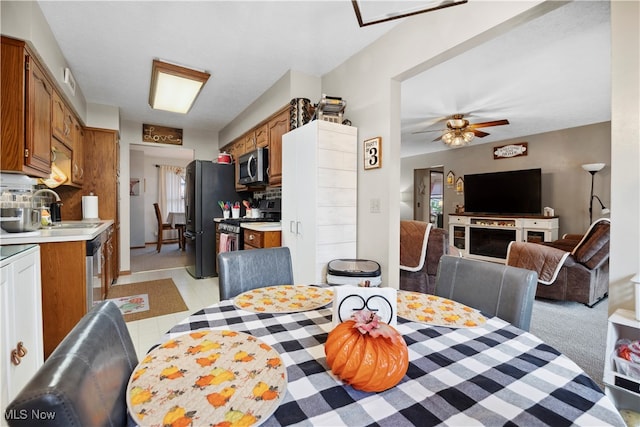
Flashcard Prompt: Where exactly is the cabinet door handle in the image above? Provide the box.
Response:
[290,221,296,233]
[11,349,21,366]
[296,221,302,235]
[16,341,27,357]
[249,234,254,240]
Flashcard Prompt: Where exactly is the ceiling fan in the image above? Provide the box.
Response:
[414,114,510,147]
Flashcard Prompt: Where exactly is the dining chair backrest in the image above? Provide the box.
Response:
[434,255,538,331]
[6,301,138,427]
[218,247,294,301]
[153,202,173,252]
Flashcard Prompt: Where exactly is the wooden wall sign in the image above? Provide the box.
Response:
[364,137,382,170]
[494,142,528,159]
[142,124,183,145]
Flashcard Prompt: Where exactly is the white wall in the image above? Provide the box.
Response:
[129,150,146,247]
[219,70,321,145]
[609,0,640,314]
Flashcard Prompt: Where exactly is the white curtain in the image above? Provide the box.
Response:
[158,165,185,220]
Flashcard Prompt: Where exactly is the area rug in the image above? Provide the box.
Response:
[106,278,188,322]
[105,294,150,315]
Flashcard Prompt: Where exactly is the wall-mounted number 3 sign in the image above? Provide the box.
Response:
[364,137,382,170]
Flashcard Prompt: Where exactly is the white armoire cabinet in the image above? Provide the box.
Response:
[282,121,357,284]
[1,244,43,412]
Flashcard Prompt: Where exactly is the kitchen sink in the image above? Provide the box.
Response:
[43,222,102,229]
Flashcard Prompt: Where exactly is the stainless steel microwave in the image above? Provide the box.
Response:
[238,147,269,185]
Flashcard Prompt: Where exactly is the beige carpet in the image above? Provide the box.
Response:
[130,242,188,273]
[106,278,188,322]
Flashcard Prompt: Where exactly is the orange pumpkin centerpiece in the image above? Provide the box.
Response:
[325,310,408,392]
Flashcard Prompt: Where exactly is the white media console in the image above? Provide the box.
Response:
[449,214,559,263]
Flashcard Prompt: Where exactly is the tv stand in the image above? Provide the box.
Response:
[449,214,559,263]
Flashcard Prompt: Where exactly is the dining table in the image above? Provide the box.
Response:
[127,287,625,426]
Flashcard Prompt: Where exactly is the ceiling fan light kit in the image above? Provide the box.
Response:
[415,113,510,148]
[442,129,475,147]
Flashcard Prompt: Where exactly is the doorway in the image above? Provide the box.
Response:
[413,167,444,228]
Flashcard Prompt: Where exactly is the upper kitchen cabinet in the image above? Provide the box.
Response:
[228,137,249,192]
[70,115,84,185]
[1,36,52,178]
[244,123,268,152]
[267,106,290,186]
[52,89,73,149]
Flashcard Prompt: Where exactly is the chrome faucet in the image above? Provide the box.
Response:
[32,188,62,203]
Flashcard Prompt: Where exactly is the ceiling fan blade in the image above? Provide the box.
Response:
[472,129,490,138]
[432,134,444,142]
[468,119,510,129]
[412,129,443,134]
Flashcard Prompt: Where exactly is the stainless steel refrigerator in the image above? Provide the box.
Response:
[184,160,240,278]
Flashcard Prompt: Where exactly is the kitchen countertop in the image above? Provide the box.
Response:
[240,222,282,232]
[0,220,114,245]
[0,243,38,263]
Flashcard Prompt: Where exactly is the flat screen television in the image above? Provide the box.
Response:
[463,168,542,215]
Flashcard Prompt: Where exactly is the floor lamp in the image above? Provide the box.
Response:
[581,163,608,224]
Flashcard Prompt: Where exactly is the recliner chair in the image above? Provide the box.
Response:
[218,247,294,301]
[400,220,450,294]
[434,255,538,331]
[5,301,138,427]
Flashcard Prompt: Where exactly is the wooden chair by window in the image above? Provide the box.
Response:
[153,203,173,252]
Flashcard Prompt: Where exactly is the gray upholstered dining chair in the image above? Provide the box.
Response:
[218,247,294,301]
[5,301,138,427]
[434,255,538,331]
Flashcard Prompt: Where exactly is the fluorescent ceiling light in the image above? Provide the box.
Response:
[149,59,210,114]
[351,0,467,27]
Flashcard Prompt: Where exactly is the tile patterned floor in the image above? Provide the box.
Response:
[116,267,218,359]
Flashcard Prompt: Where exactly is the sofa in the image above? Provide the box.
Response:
[507,218,610,307]
[5,301,138,427]
[399,220,450,294]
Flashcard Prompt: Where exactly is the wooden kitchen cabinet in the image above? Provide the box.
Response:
[38,240,87,358]
[243,228,281,250]
[52,89,73,149]
[221,104,290,188]
[267,106,290,186]
[84,128,120,281]
[228,138,248,191]
[1,36,52,178]
[70,114,84,185]
[104,225,115,295]
[244,123,269,151]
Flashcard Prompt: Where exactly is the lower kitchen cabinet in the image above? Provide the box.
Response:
[1,245,44,410]
[243,228,281,250]
[38,240,87,359]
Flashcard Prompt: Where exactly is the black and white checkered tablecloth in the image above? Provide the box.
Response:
[165,300,624,426]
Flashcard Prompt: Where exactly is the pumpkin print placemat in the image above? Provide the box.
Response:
[397,290,487,328]
[234,285,334,313]
[127,329,287,426]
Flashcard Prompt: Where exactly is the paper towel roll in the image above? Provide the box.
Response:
[82,195,99,219]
